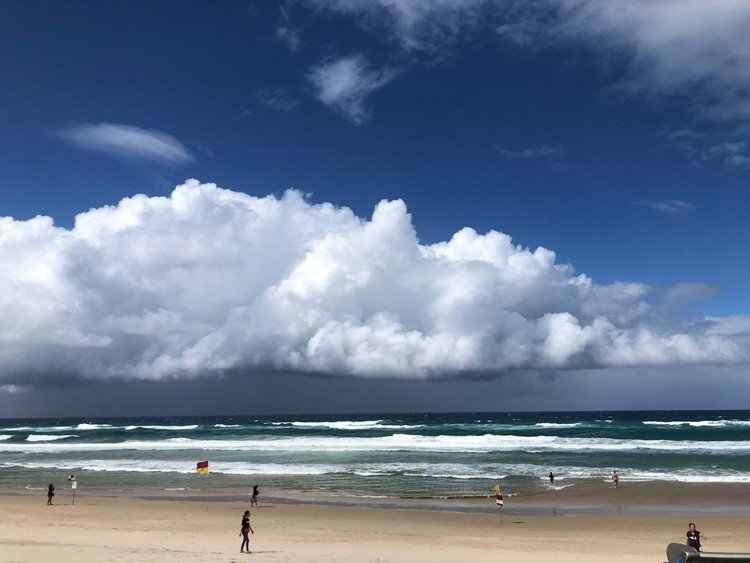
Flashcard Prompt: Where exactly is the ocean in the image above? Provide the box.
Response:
[2,411,750,500]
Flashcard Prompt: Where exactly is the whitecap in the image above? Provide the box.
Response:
[3,433,750,455]
[273,420,424,430]
[25,434,77,442]
[75,423,113,430]
[0,426,75,432]
[124,425,199,431]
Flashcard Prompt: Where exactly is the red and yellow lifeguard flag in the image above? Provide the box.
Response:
[196,461,209,475]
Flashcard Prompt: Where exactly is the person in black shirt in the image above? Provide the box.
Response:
[239,510,254,553]
[687,522,706,551]
[549,472,554,486]
[251,485,259,507]
[47,483,55,505]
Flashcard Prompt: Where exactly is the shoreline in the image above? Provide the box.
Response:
[5,480,750,516]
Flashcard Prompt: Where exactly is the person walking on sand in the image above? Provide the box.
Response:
[251,484,259,507]
[611,470,619,488]
[47,483,55,505]
[549,472,555,486]
[239,510,254,553]
[687,522,707,552]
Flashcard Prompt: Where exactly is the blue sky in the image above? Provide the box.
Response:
[2,1,747,306]
[1,1,750,412]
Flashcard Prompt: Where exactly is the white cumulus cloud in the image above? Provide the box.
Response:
[56,123,193,165]
[1,179,748,387]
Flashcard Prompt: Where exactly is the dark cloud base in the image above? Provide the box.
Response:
[2,367,748,418]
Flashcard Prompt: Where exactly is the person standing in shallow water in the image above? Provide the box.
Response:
[47,483,55,505]
[549,472,554,486]
[239,510,254,553]
[611,470,619,488]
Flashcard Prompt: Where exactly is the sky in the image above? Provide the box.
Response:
[1,1,749,417]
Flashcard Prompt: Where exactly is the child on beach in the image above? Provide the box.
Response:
[239,510,254,553]
[251,484,259,507]
[687,522,706,552]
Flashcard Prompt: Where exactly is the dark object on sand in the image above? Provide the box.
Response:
[47,483,55,505]
[667,542,750,563]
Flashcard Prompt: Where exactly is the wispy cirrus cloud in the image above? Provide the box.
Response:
[700,142,750,168]
[308,1,750,123]
[275,3,302,50]
[632,199,695,216]
[308,55,396,125]
[659,126,750,168]
[303,0,489,52]
[276,25,301,50]
[56,123,193,165]
[496,144,567,167]
[305,0,750,162]
[253,88,300,112]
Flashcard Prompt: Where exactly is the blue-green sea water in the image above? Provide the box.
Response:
[2,411,750,499]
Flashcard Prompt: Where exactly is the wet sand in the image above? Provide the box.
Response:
[2,482,750,561]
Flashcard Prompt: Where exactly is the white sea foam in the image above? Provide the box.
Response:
[75,423,113,430]
[643,420,750,428]
[0,426,75,432]
[124,425,200,431]
[25,434,77,442]
[2,459,353,476]
[214,424,240,428]
[272,420,423,430]
[349,462,509,480]
[3,433,750,454]
[5,459,750,484]
[0,435,11,441]
[534,423,583,428]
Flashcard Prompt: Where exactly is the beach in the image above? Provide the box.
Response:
[3,482,750,562]
[4,412,750,560]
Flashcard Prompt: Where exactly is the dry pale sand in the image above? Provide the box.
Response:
[2,488,750,562]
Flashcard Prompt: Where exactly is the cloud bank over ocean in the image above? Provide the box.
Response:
[1,180,748,387]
